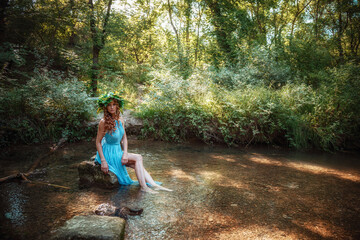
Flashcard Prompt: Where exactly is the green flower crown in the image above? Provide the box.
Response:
[97,91,125,113]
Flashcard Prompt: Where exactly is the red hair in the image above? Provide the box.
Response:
[103,99,120,134]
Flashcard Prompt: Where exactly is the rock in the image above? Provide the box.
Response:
[52,215,125,240]
[94,203,144,220]
[95,203,116,216]
[87,110,143,136]
[78,161,119,189]
[122,109,143,135]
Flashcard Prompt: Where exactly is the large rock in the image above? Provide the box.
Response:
[52,215,125,240]
[87,110,143,136]
[122,109,143,135]
[78,161,119,189]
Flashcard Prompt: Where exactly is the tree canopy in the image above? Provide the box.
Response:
[1,0,359,150]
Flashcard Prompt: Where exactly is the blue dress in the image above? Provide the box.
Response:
[95,120,134,185]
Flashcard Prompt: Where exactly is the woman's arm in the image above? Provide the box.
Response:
[96,119,108,174]
[120,118,128,165]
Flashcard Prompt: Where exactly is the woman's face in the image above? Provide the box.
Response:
[106,100,117,115]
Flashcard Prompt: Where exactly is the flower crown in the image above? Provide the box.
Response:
[97,91,125,113]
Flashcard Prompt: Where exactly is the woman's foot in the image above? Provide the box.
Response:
[153,185,173,192]
[140,187,158,194]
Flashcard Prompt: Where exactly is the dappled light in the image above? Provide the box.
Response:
[292,219,346,239]
[65,191,109,217]
[199,170,223,180]
[249,153,360,183]
[215,225,296,240]
[1,0,360,239]
[170,169,196,181]
[1,140,360,239]
[210,154,237,163]
[199,170,249,190]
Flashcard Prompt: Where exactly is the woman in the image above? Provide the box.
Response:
[95,92,171,193]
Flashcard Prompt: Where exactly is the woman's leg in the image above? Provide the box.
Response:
[127,153,172,192]
[126,163,156,186]
[127,153,157,193]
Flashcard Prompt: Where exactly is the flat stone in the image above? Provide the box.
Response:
[52,215,125,240]
[78,161,119,189]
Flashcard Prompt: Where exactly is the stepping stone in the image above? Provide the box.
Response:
[78,161,119,189]
[52,215,125,240]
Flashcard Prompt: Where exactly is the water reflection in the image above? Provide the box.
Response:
[0,140,359,239]
[3,183,27,227]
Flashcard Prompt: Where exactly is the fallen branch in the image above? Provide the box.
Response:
[0,172,21,183]
[20,173,30,182]
[26,181,71,189]
[0,138,67,187]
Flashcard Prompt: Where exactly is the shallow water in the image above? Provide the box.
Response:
[1,140,360,239]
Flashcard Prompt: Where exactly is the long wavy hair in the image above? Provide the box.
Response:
[103,99,120,134]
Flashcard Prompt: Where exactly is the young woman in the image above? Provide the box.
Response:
[95,92,172,193]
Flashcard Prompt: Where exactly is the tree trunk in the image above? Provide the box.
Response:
[194,3,203,67]
[68,0,76,47]
[205,0,235,65]
[337,0,344,62]
[314,0,320,42]
[91,47,100,94]
[88,0,113,96]
[167,0,184,70]
[0,0,9,42]
[185,0,191,62]
[290,0,312,42]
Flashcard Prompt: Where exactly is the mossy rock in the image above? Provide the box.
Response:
[78,160,119,189]
[52,215,125,240]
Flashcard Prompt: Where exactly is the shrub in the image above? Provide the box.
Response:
[136,64,360,151]
[212,46,292,88]
[0,69,96,146]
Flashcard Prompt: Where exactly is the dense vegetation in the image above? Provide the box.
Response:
[0,0,359,151]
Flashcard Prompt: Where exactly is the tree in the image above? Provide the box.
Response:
[88,0,113,96]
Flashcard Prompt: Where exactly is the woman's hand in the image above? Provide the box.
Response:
[121,152,128,165]
[101,161,109,174]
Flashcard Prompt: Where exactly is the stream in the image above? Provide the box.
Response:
[1,139,360,239]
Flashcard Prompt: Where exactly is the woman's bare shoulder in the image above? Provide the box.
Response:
[99,119,106,127]
[119,117,125,125]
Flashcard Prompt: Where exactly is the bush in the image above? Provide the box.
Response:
[212,46,292,88]
[308,62,360,149]
[0,69,96,146]
[136,64,360,151]
[136,68,218,142]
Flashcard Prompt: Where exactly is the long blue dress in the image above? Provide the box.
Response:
[95,120,135,185]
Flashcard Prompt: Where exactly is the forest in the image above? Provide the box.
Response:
[0,0,359,151]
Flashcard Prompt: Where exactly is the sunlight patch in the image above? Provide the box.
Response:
[215,225,298,239]
[248,153,360,182]
[170,169,195,181]
[293,219,344,238]
[210,154,237,162]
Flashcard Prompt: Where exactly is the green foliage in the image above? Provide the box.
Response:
[0,43,26,67]
[287,39,333,87]
[308,62,360,149]
[136,68,217,142]
[0,70,96,146]
[136,65,360,151]
[213,46,292,88]
[1,0,359,152]
[97,91,125,112]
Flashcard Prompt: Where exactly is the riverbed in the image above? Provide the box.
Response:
[1,139,360,239]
